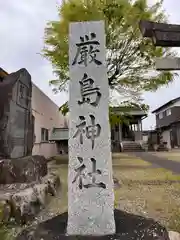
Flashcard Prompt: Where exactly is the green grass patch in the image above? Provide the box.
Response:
[113,154,180,230]
[0,225,17,240]
[46,163,68,214]
[168,208,180,232]
[49,153,180,231]
[6,152,180,237]
[112,153,150,166]
[52,155,69,165]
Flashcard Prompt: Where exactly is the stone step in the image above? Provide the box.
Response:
[121,141,144,152]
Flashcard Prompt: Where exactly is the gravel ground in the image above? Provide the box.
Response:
[3,153,180,239]
[33,156,180,232]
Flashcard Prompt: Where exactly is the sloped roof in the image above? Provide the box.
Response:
[152,97,180,113]
[0,68,8,78]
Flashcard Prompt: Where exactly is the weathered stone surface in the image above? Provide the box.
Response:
[42,172,60,196]
[11,187,38,224]
[33,184,48,207]
[169,231,180,240]
[68,20,115,235]
[16,209,170,240]
[0,68,34,159]
[15,155,48,183]
[0,182,34,192]
[0,172,60,224]
[0,155,47,184]
[10,183,49,224]
[0,183,36,223]
[0,160,16,184]
[27,114,35,156]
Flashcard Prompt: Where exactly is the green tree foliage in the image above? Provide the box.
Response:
[59,100,149,126]
[43,0,177,124]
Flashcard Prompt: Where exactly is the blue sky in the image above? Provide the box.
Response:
[0,0,180,130]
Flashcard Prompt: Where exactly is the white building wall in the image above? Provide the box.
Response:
[154,99,180,150]
[162,130,171,149]
[134,131,142,141]
[142,135,148,142]
[32,83,65,158]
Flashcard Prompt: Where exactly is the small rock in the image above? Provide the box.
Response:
[11,187,39,224]
[0,155,47,184]
[47,181,56,196]
[42,172,60,196]
[33,184,48,207]
[169,231,180,240]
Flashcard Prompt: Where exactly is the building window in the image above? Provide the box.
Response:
[166,109,171,116]
[158,112,163,119]
[41,128,49,142]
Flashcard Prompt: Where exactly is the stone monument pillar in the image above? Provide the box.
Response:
[67,20,115,235]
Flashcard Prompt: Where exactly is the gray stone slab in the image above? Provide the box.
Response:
[0,68,34,158]
[67,21,115,235]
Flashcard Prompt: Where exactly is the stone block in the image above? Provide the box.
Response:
[68,20,115,235]
[33,184,48,207]
[41,172,60,196]
[11,188,38,224]
[0,155,47,184]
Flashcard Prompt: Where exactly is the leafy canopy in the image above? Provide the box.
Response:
[59,100,149,126]
[43,0,176,93]
[43,0,177,124]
